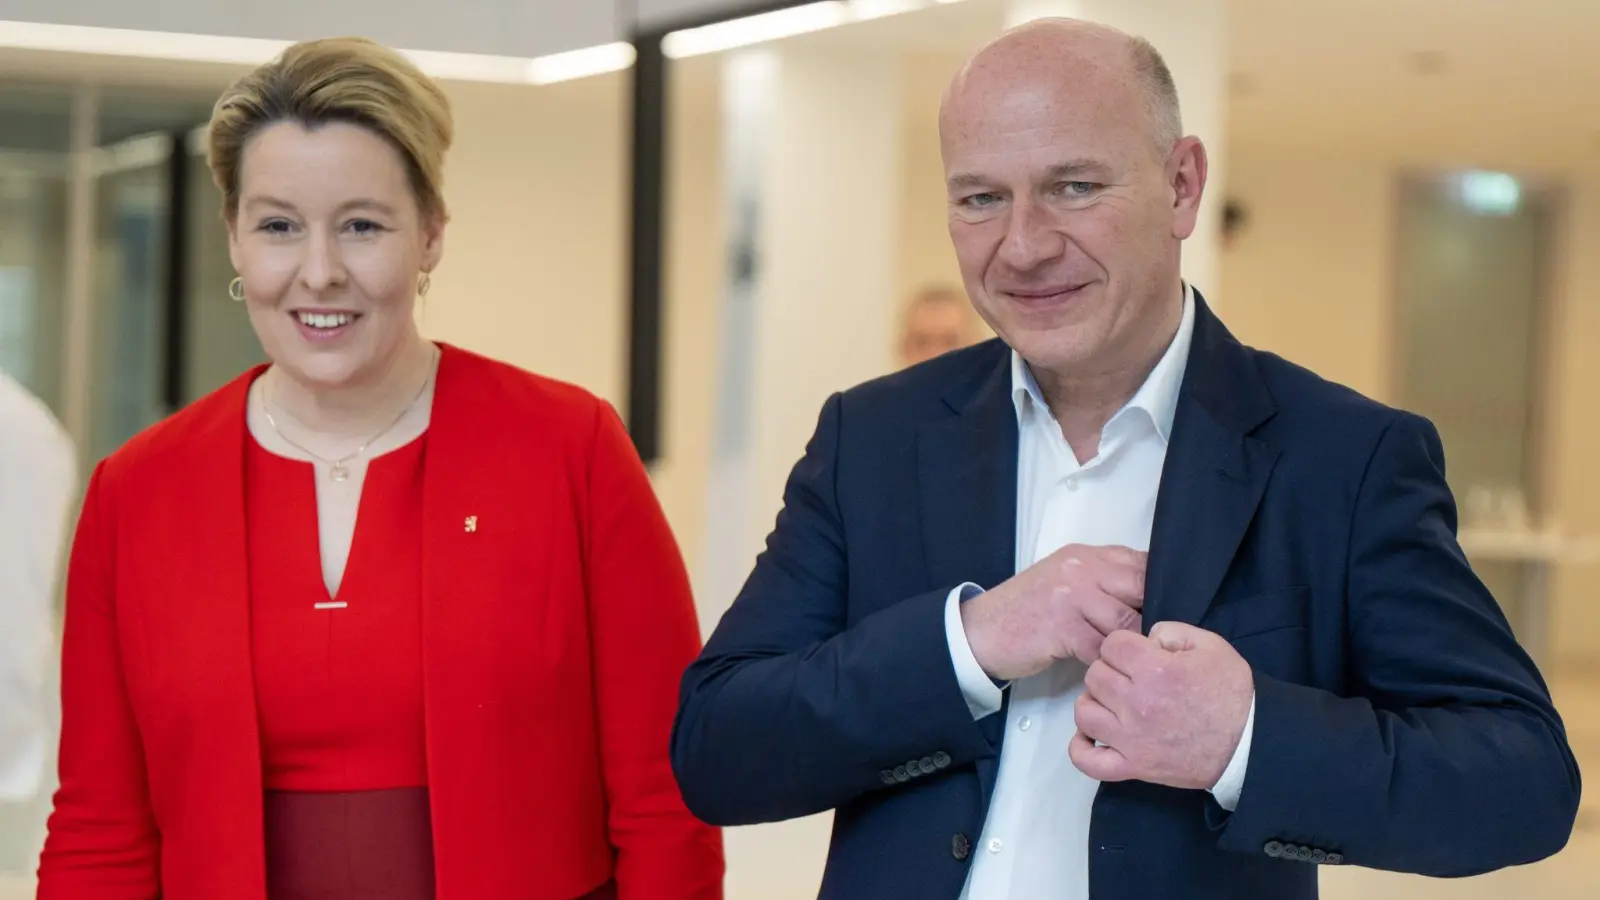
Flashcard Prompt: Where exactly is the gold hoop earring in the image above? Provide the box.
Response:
[417,273,431,298]
[228,276,245,302]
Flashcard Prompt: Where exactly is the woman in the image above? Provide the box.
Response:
[37,37,722,900]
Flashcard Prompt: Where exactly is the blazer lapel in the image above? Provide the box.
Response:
[1144,295,1280,630]
[417,344,560,889]
[154,369,267,892]
[916,343,1018,812]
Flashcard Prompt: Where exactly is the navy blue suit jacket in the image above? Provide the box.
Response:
[671,294,1581,899]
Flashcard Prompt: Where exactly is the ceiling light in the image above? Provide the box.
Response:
[0,20,632,86]
[662,0,957,58]
[525,42,637,84]
[848,0,927,20]
[663,3,849,58]
[0,20,287,64]
[1457,171,1520,216]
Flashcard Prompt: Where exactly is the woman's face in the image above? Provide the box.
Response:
[227,120,443,390]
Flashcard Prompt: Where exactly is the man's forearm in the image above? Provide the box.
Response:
[1214,676,1580,875]
[672,587,996,826]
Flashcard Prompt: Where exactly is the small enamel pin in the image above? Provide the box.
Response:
[465,516,478,533]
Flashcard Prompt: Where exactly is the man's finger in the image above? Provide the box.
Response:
[1099,628,1159,675]
[1069,730,1133,782]
[1148,620,1207,652]
[1074,690,1122,740]
[1096,545,1149,568]
[1096,563,1146,608]
[1082,592,1143,638]
[1084,659,1134,712]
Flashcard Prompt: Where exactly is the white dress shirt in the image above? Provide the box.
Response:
[944,286,1255,900]
[0,371,77,803]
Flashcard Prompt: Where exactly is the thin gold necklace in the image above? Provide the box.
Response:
[260,348,439,482]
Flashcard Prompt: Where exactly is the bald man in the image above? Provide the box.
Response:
[672,19,1578,900]
[898,287,977,368]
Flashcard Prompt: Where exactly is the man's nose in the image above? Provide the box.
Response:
[995,198,1066,273]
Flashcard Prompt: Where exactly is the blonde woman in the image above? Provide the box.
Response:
[37,37,722,900]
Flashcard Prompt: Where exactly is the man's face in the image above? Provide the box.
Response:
[900,300,972,367]
[941,42,1202,379]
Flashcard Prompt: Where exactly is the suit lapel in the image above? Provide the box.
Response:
[916,344,1018,811]
[917,346,1019,595]
[1144,296,1280,630]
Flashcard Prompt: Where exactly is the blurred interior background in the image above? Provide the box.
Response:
[1,0,1597,896]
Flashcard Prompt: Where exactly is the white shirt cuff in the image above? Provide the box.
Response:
[1209,690,1255,812]
[944,584,1004,720]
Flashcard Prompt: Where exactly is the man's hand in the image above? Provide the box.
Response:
[1069,622,1254,791]
[960,544,1146,683]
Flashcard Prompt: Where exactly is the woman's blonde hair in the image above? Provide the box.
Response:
[206,36,454,221]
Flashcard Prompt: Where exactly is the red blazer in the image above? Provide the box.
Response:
[37,344,723,899]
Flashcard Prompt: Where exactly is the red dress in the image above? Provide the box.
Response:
[246,435,436,899]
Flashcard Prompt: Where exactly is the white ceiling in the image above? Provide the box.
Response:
[820,0,1600,172]
[2,0,1597,171]
[1226,0,1600,170]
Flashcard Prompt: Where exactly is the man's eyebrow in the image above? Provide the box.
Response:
[1041,159,1114,180]
[946,172,992,191]
[946,159,1115,192]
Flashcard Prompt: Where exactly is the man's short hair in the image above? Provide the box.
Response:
[1128,36,1182,157]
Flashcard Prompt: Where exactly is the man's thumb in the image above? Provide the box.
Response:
[1148,620,1203,652]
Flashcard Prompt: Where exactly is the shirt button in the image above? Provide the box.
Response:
[1018,717,1032,732]
[1065,476,1079,491]
[988,838,1003,854]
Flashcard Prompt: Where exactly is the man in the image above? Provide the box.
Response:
[670,18,1581,900]
[898,286,977,368]
[0,368,76,872]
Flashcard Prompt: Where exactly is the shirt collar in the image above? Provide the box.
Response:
[1010,282,1196,444]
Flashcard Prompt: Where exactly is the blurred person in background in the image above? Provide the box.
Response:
[36,37,721,900]
[0,369,75,875]
[672,17,1579,900]
[898,285,979,368]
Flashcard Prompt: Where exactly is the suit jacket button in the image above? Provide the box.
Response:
[919,756,936,774]
[1327,853,1344,865]
[1263,841,1284,858]
[952,833,971,861]
[1296,846,1315,861]
[1310,850,1328,864]
[893,765,910,782]
[879,769,897,785]
[932,751,952,769]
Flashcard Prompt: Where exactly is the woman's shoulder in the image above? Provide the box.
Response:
[439,344,614,433]
[97,368,259,488]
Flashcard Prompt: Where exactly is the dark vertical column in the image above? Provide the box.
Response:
[626,31,668,462]
[160,130,191,413]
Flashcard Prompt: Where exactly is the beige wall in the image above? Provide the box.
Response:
[1218,154,1396,401]
[654,55,725,607]
[1544,177,1600,664]
[897,54,964,307]
[420,74,630,408]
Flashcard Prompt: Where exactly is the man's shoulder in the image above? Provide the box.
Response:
[836,339,1010,419]
[1239,343,1427,450]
